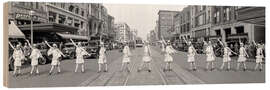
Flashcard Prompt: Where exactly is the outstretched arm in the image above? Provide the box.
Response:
[8,42,15,50]
[253,40,258,47]
[44,40,52,48]
[70,39,78,48]
[25,39,33,49]
[217,39,224,47]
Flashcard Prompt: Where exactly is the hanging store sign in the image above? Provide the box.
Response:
[15,13,38,20]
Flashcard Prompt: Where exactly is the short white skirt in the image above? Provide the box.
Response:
[98,55,107,64]
[237,55,247,62]
[143,56,152,62]
[223,55,231,62]
[206,55,215,62]
[187,54,195,62]
[14,59,22,67]
[164,54,173,62]
[256,56,263,63]
[31,58,39,66]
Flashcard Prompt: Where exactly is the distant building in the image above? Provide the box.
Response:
[158,10,179,40]
[114,22,131,42]
[173,6,191,41]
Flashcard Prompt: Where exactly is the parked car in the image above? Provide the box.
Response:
[61,43,76,59]
[85,41,99,58]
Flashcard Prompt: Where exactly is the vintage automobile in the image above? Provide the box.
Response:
[61,43,76,59]
[86,41,100,58]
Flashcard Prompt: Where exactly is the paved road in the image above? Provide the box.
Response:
[8,46,265,88]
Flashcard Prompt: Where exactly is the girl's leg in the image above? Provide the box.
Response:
[30,66,35,74]
[206,62,210,70]
[121,63,124,72]
[228,62,231,70]
[259,63,263,71]
[57,65,61,73]
[254,63,259,70]
[211,62,215,70]
[104,63,108,72]
[98,64,102,72]
[243,62,247,71]
[237,62,240,70]
[220,62,225,70]
[190,63,193,70]
[82,63,85,72]
[49,66,54,74]
[75,64,79,72]
[13,66,17,75]
[36,66,39,74]
[127,63,130,72]
[148,62,151,71]
[18,66,21,74]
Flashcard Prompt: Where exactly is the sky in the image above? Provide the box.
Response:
[103,4,186,40]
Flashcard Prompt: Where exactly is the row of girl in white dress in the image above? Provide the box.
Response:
[160,37,264,72]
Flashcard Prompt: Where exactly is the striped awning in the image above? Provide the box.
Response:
[8,21,25,39]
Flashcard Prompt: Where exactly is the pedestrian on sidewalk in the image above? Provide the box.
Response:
[163,40,178,72]
[70,39,91,73]
[121,43,132,72]
[138,41,152,72]
[253,41,264,71]
[236,40,249,71]
[98,42,108,73]
[26,40,43,76]
[205,41,216,71]
[45,41,65,75]
[9,42,25,77]
[218,39,237,71]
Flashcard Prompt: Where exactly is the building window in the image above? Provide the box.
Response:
[58,14,66,24]
[49,12,56,23]
[69,5,74,12]
[81,21,84,28]
[35,2,39,9]
[215,30,221,36]
[81,11,84,16]
[60,3,65,8]
[236,26,245,34]
[75,8,79,14]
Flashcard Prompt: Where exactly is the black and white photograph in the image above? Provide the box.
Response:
[2,1,266,88]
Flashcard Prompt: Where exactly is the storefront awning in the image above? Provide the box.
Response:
[8,21,25,39]
[56,33,88,40]
[18,23,78,33]
[227,33,248,39]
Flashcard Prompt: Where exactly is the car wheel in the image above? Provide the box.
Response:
[38,57,47,65]
[70,52,76,59]
[9,58,14,71]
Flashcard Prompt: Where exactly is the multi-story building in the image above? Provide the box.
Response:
[190,5,212,42]
[158,10,179,40]
[236,7,265,43]
[46,2,89,35]
[114,22,131,42]
[8,2,48,25]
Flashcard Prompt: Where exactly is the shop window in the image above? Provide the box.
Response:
[81,11,84,16]
[81,21,84,28]
[215,30,221,36]
[236,26,245,34]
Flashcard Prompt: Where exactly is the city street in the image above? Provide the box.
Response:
[8,46,264,88]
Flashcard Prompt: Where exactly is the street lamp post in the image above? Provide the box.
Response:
[29,10,35,45]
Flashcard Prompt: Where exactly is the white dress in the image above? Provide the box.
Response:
[143,45,152,62]
[76,47,88,64]
[223,47,232,62]
[206,46,215,62]
[187,46,196,63]
[48,48,62,66]
[29,48,42,66]
[256,48,263,63]
[237,47,247,62]
[98,47,107,64]
[13,49,25,67]
[122,46,131,63]
[164,45,176,62]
